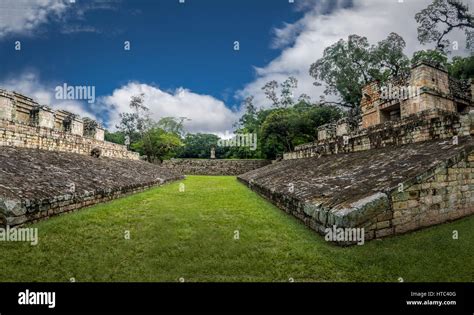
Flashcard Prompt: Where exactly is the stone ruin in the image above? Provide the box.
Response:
[0,89,183,227]
[239,62,474,244]
[0,89,138,160]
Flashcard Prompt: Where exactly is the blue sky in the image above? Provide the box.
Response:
[0,0,471,134]
[2,0,301,103]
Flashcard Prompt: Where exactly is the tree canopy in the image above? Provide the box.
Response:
[415,0,473,52]
[309,33,410,111]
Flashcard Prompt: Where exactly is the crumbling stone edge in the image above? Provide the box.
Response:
[0,176,184,228]
[238,146,474,246]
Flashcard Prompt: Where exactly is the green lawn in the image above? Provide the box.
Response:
[0,176,473,282]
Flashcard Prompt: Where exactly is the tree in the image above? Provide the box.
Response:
[238,96,259,133]
[259,103,342,158]
[261,109,298,154]
[370,33,410,82]
[129,93,151,135]
[415,0,474,52]
[310,34,371,109]
[309,33,410,111]
[116,93,151,143]
[261,76,300,108]
[261,80,280,107]
[298,93,312,104]
[280,76,298,108]
[411,49,449,67]
[448,55,474,79]
[177,133,220,158]
[132,127,183,163]
[157,117,187,137]
[105,130,126,145]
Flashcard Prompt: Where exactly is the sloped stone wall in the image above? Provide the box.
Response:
[0,147,183,226]
[162,159,271,175]
[239,137,474,244]
[389,152,474,236]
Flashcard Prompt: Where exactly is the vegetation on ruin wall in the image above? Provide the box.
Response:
[0,176,472,282]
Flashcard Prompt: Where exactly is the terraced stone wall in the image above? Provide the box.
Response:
[285,109,473,160]
[0,119,139,160]
[162,159,271,175]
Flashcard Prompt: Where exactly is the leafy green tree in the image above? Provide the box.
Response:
[309,33,410,111]
[415,0,473,52]
[310,34,372,109]
[261,80,280,107]
[411,49,449,67]
[238,96,259,133]
[261,77,300,108]
[298,93,312,104]
[259,104,341,158]
[370,33,410,81]
[157,117,187,137]
[116,93,151,144]
[280,76,298,108]
[132,127,183,162]
[114,94,186,161]
[104,130,126,145]
[448,55,474,79]
[177,133,220,158]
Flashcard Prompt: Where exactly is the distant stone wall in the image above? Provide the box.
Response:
[284,109,473,160]
[162,159,271,175]
[0,119,139,160]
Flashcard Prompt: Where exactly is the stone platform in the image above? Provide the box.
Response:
[238,137,474,243]
[0,147,184,226]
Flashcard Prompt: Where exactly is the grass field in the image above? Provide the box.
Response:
[0,176,472,282]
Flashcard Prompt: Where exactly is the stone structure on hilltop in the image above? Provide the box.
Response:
[0,89,138,160]
[239,62,474,244]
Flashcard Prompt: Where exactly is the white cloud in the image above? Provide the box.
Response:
[0,72,97,119]
[238,0,472,108]
[0,0,70,38]
[0,0,117,38]
[0,74,239,135]
[99,82,240,134]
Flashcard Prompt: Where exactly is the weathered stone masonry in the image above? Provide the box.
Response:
[0,147,184,227]
[391,151,474,236]
[162,159,271,176]
[239,62,474,244]
[239,137,474,244]
[0,88,183,227]
[0,119,138,160]
[0,89,138,160]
